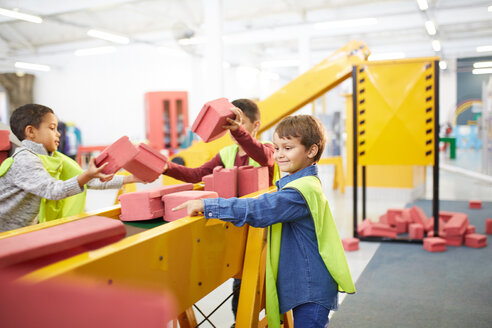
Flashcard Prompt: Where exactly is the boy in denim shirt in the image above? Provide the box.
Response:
[174,115,355,327]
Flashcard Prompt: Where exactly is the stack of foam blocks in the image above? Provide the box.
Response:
[203,165,269,198]
[95,136,168,183]
[359,204,488,252]
[0,130,10,165]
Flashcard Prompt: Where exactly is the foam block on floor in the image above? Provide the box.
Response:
[464,233,487,248]
[409,206,428,226]
[425,218,446,234]
[191,98,235,143]
[423,237,446,252]
[465,225,475,235]
[203,174,214,191]
[95,136,138,174]
[427,230,463,246]
[486,219,492,235]
[439,211,458,222]
[238,166,269,197]
[443,213,469,236]
[0,130,10,151]
[162,190,218,222]
[119,183,193,221]
[395,215,408,234]
[378,213,388,225]
[342,237,359,251]
[409,223,424,239]
[363,222,397,238]
[469,200,482,209]
[386,209,403,226]
[357,219,373,236]
[123,143,168,182]
[213,166,238,198]
[0,216,126,273]
[0,151,7,165]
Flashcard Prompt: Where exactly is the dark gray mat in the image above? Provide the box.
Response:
[330,200,492,328]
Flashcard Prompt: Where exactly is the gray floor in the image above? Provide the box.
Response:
[84,148,491,327]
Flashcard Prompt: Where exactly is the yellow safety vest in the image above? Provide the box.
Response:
[0,151,86,223]
[218,142,280,183]
[266,175,355,328]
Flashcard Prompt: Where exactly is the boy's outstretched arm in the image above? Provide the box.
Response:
[173,199,204,217]
[77,158,114,188]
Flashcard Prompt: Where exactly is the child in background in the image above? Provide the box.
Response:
[0,104,142,233]
[163,98,277,322]
[174,115,355,328]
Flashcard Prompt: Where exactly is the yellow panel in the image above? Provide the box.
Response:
[171,40,370,171]
[355,57,439,166]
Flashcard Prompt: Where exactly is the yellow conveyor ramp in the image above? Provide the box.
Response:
[1,40,369,327]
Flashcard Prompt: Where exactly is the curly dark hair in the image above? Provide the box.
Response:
[10,104,54,141]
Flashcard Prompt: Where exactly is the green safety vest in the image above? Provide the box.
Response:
[0,150,86,223]
[218,142,280,183]
[266,175,355,328]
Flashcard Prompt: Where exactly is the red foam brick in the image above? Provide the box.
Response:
[469,200,482,209]
[118,183,193,221]
[395,215,408,234]
[361,222,397,238]
[409,223,424,239]
[0,151,7,165]
[95,136,138,174]
[486,219,492,235]
[425,218,446,233]
[191,98,235,143]
[465,225,475,235]
[123,143,168,182]
[237,166,269,197]
[409,206,428,226]
[342,238,359,251]
[378,213,388,225]
[162,190,218,222]
[443,213,469,236]
[213,166,238,198]
[386,209,403,226]
[0,130,10,151]
[427,230,463,246]
[439,211,458,222]
[464,233,487,248]
[0,216,126,273]
[203,174,214,191]
[423,237,446,252]
[357,219,373,236]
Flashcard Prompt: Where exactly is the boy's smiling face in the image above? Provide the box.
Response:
[26,113,60,153]
[273,132,318,174]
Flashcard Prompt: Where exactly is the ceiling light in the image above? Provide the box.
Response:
[432,40,441,52]
[476,45,492,52]
[488,5,492,12]
[74,46,116,56]
[314,17,378,30]
[14,61,50,72]
[0,7,42,23]
[439,61,447,70]
[368,52,406,61]
[472,68,492,75]
[87,29,130,44]
[425,20,437,36]
[473,61,492,68]
[261,59,299,68]
[416,0,429,11]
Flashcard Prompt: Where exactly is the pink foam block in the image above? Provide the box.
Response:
[439,211,458,222]
[237,166,269,197]
[469,200,482,209]
[486,219,492,235]
[395,215,408,234]
[203,174,214,191]
[0,151,7,165]
[409,223,424,239]
[123,143,168,182]
[424,218,446,233]
[0,130,10,151]
[409,206,428,226]
[465,225,475,235]
[378,213,388,225]
[357,218,373,236]
[342,238,359,251]
[0,216,126,273]
[386,209,404,226]
[443,213,469,236]
[162,190,218,222]
[95,136,138,174]
[423,237,446,252]
[363,222,397,238]
[427,230,463,246]
[464,233,487,248]
[213,166,238,198]
[191,98,235,143]
[118,183,193,221]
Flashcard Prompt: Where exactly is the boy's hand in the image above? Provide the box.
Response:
[77,158,114,187]
[223,107,243,131]
[172,199,204,216]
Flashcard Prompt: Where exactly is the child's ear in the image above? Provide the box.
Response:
[24,125,36,140]
[307,144,319,159]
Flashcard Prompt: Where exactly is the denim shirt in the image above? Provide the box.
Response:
[203,164,339,313]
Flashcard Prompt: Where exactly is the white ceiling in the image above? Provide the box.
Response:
[0,0,491,72]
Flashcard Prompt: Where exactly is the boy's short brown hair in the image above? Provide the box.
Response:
[274,115,326,162]
[232,99,260,123]
[10,104,54,141]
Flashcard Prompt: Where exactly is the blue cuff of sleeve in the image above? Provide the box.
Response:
[203,198,219,219]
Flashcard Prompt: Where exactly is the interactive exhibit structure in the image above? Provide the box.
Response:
[0,41,446,327]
